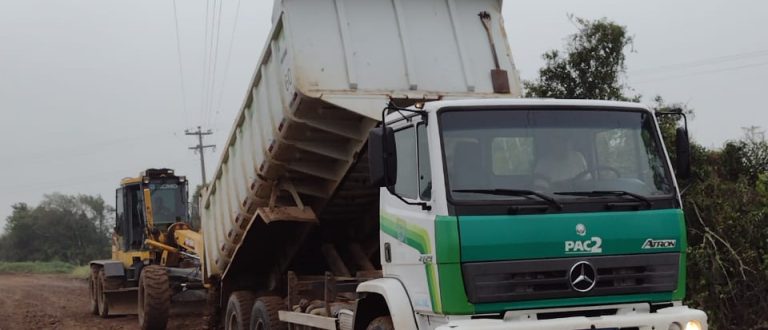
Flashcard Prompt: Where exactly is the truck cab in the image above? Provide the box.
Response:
[365,99,707,330]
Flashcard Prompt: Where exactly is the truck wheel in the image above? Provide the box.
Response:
[249,296,285,330]
[366,316,394,330]
[225,291,256,330]
[89,266,99,315]
[138,265,170,330]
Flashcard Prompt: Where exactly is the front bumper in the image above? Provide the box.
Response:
[434,305,707,330]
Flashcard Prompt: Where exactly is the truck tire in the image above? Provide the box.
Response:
[89,266,99,315]
[138,265,171,330]
[225,291,256,330]
[249,296,285,330]
[366,316,394,330]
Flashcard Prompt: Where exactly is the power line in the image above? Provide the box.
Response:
[633,61,768,84]
[206,0,226,128]
[203,0,214,125]
[203,0,221,127]
[631,49,768,76]
[171,0,189,127]
[214,0,243,123]
[201,0,212,123]
[185,126,216,185]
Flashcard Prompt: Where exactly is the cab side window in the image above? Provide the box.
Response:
[393,123,432,201]
[115,188,124,235]
[394,126,417,199]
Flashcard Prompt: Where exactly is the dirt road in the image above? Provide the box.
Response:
[0,274,205,330]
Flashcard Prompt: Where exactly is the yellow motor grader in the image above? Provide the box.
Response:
[89,168,205,330]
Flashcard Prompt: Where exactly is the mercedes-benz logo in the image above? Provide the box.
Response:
[576,223,586,236]
[569,261,597,292]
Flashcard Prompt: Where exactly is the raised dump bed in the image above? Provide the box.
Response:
[199,0,522,285]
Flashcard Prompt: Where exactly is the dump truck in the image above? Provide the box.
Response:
[89,169,205,330]
[199,0,708,329]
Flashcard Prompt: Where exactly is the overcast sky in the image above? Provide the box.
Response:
[1,0,766,231]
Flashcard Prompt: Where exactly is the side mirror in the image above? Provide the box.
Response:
[368,126,397,187]
[675,127,691,179]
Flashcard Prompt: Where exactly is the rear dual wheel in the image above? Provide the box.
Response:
[225,291,255,330]
[249,296,284,330]
[224,292,284,330]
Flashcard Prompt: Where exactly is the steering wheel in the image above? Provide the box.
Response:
[166,222,190,245]
[572,166,622,182]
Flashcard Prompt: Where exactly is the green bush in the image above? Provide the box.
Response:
[69,265,92,279]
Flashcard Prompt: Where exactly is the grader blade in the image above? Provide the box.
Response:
[104,288,138,315]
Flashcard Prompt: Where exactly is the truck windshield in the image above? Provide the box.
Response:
[149,182,187,224]
[439,108,674,202]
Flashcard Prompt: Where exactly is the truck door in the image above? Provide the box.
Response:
[379,118,439,313]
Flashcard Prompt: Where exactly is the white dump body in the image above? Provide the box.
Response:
[200,0,522,279]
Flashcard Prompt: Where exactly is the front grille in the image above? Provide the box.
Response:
[462,253,679,303]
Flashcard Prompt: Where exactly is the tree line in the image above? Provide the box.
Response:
[0,193,112,265]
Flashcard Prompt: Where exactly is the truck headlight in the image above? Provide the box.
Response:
[685,320,703,330]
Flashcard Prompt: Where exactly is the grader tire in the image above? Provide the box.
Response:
[138,265,171,330]
[366,316,394,330]
[96,267,125,318]
[89,266,99,315]
[97,269,113,318]
[224,291,256,330]
[249,296,285,330]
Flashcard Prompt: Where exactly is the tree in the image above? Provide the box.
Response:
[682,134,768,329]
[735,127,768,181]
[524,17,636,101]
[0,193,112,264]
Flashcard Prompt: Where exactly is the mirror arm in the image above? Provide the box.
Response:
[655,108,689,133]
[385,102,428,123]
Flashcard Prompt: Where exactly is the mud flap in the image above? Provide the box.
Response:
[104,287,138,315]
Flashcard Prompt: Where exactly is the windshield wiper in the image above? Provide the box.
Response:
[554,190,652,208]
[453,189,562,210]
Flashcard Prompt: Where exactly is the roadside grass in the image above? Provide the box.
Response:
[0,261,74,274]
[69,265,91,279]
[0,261,91,278]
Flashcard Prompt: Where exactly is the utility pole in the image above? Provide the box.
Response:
[186,126,216,185]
